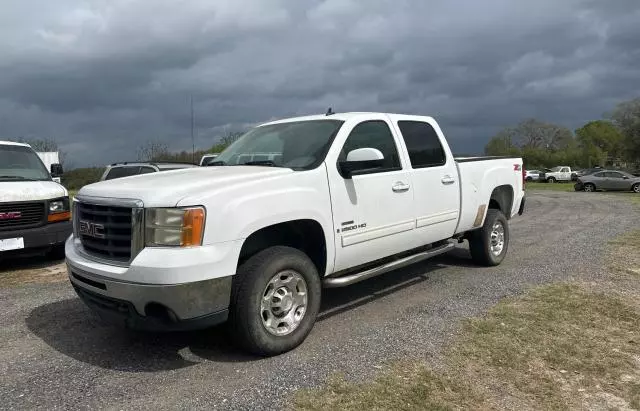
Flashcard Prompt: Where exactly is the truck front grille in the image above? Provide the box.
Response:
[0,201,45,231]
[75,201,143,264]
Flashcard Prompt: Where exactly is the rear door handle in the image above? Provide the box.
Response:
[441,176,456,185]
[392,182,410,193]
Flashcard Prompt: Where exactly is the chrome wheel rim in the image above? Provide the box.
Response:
[634,185,640,193]
[490,221,505,256]
[585,185,594,192]
[260,270,308,336]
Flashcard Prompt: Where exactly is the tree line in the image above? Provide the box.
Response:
[485,97,640,170]
[60,130,244,190]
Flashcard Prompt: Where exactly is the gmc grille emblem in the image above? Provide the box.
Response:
[79,220,105,239]
[0,211,21,220]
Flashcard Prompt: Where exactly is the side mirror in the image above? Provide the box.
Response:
[338,148,384,179]
[50,163,63,177]
[623,175,629,179]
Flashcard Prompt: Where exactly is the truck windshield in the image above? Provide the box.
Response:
[0,145,51,181]
[213,120,344,170]
[549,166,562,172]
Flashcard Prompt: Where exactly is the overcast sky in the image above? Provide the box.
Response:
[1,0,639,167]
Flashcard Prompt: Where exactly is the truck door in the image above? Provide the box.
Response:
[561,167,571,181]
[391,117,460,244]
[327,117,415,272]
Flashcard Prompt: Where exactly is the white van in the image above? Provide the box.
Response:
[0,141,71,259]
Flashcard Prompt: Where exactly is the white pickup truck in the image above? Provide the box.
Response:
[541,166,572,183]
[65,112,526,356]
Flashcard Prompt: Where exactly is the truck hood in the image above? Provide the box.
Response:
[0,180,67,202]
[78,166,294,207]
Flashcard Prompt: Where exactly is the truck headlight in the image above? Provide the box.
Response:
[48,197,71,223]
[145,207,205,247]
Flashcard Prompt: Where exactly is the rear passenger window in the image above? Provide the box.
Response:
[397,121,446,168]
[339,120,401,172]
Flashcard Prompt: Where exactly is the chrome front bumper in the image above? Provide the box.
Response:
[68,264,232,332]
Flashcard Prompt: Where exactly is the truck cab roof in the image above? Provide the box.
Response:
[0,140,31,147]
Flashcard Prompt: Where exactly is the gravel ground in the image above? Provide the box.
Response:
[1,191,638,410]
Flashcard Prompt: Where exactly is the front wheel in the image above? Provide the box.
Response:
[633,183,640,193]
[228,246,321,356]
[469,208,509,266]
[584,183,596,192]
[547,177,556,183]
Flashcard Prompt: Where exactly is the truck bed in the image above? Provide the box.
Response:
[453,156,524,235]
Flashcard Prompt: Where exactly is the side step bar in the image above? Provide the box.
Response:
[323,242,455,288]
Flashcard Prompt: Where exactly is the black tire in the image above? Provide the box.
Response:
[228,246,321,356]
[632,183,640,194]
[547,177,556,183]
[47,244,66,261]
[525,176,533,182]
[584,183,596,192]
[468,208,509,267]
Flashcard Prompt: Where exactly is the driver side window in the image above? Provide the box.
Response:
[338,120,401,173]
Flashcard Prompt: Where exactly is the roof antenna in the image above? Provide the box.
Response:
[325,107,335,116]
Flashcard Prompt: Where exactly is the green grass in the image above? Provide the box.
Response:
[293,232,640,411]
[526,181,575,191]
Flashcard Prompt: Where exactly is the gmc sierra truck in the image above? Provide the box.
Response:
[65,112,526,356]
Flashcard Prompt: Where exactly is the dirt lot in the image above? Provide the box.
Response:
[1,191,638,410]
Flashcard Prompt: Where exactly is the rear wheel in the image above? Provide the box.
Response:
[584,183,596,192]
[469,208,509,266]
[228,246,321,356]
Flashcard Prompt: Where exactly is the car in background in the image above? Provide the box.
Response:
[541,166,572,183]
[575,170,640,193]
[100,161,197,181]
[524,169,544,181]
[571,166,603,181]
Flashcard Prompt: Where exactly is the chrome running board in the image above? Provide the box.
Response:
[323,242,455,288]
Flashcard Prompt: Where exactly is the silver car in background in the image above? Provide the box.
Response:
[575,170,640,193]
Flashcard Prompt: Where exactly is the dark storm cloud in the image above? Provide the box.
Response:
[1,0,639,166]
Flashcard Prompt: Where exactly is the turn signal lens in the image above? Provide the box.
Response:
[48,211,71,222]
[181,208,205,246]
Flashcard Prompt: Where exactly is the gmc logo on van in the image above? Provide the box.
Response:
[0,211,21,220]
[78,220,105,239]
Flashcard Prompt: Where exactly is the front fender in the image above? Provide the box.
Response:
[196,167,336,275]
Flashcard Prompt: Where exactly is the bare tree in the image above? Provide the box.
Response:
[18,138,67,167]
[137,141,170,161]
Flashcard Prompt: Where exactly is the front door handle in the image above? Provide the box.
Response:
[441,176,456,185]
[392,182,411,193]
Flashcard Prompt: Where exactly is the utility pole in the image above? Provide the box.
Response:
[190,94,195,164]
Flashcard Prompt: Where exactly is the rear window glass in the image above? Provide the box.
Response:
[105,166,141,180]
[397,121,446,168]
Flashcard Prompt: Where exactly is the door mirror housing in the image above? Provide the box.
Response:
[50,163,63,178]
[339,148,384,179]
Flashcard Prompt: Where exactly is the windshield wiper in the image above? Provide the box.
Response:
[241,160,278,167]
[0,175,40,181]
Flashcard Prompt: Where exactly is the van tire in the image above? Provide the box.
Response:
[228,246,321,356]
[469,208,509,267]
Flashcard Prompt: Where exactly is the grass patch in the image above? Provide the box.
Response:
[608,230,640,278]
[294,286,640,410]
[526,182,575,192]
